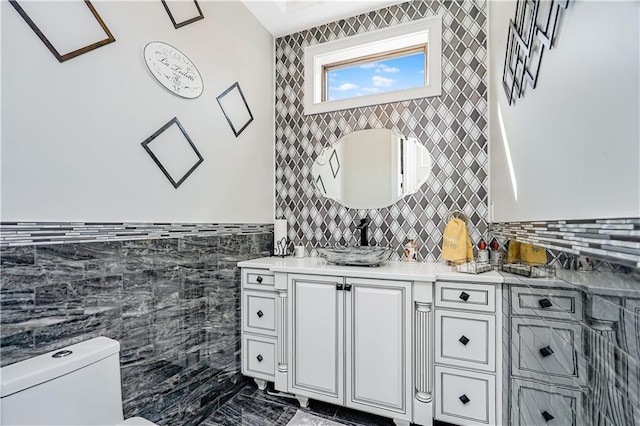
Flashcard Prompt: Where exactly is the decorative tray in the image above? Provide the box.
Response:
[455,261,493,274]
[501,263,556,278]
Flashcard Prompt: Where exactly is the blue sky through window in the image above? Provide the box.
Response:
[326,51,425,101]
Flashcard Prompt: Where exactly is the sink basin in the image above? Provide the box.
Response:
[318,246,393,267]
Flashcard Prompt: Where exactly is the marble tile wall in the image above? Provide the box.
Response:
[0,229,273,425]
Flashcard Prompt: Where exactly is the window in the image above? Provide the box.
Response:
[304,16,442,115]
[324,46,427,101]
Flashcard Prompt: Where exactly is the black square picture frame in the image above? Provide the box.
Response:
[9,0,115,63]
[141,117,204,189]
[216,82,254,137]
[161,0,204,29]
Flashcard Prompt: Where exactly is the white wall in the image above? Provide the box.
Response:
[488,0,640,222]
[1,1,274,223]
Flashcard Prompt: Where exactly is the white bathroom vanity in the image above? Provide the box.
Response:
[238,257,504,426]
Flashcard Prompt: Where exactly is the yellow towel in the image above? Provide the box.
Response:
[506,240,520,263]
[442,218,473,263]
[519,243,547,265]
[505,239,547,264]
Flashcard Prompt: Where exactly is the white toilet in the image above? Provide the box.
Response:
[0,337,157,426]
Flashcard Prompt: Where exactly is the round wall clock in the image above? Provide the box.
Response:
[144,41,203,99]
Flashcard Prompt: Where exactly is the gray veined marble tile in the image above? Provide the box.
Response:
[180,278,208,301]
[179,235,220,261]
[121,250,155,273]
[122,238,179,256]
[0,264,47,291]
[252,386,340,420]
[203,393,293,426]
[34,282,80,307]
[1,288,35,307]
[0,330,35,367]
[34,246,87,280]
[83,257,124,279]
[120,314,153,354]
[181,371,248,426]
[72,275,123,309]
[43,263,85,285]
[122,272,155,318]
[32,310,120,352]
[0,246,35,267]
[123,391,157,422]
[37,241,122,261]
[120,343,155,386]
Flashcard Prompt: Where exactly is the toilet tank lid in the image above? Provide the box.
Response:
[0,336,120,398]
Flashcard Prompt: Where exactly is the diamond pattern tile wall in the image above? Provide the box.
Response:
[275,0,488,262]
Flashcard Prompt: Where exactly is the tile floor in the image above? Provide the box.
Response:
[202,381,454,426]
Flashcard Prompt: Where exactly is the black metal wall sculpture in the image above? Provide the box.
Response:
[502,0,569,105]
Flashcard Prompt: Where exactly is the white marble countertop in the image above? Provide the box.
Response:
[500,269,640,296]
[238,257,639,295]
[238,257,504,284]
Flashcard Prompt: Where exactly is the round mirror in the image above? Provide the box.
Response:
[312,129,432,209]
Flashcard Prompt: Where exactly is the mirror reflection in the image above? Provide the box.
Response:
[312,129,432,209]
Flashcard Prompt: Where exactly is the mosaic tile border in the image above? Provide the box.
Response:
[0,222,273,247]
[490,218,640,269]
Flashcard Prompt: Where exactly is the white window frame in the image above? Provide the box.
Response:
[304,16,442,115]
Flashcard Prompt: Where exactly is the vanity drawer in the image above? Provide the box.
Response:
[435,310,495,372]
[511,378,583,426]
[242,268,275,290]
[511,286,583,320]
[436,281,496,313]
[511,317,586,386]
[243,290,277,337]
[435,366,496,426]
[242,334,276,381]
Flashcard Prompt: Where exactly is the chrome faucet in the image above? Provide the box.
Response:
[356,217,370,246]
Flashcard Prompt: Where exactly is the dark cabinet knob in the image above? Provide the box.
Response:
[459,394,470,404]
[459,335,470,346]
[459,291,470,301]
[336,283,344,291]
[256,276,263,283]
[542,411,555,422]
[257,310,264,318]
[539,346,554,358]
[256,354,263,362]
[539,298,553,308]
[345,284,352,292]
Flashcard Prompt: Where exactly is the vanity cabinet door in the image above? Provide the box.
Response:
[345,278,412,421]
[288,274,345,405]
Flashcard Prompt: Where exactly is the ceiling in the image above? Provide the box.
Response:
[241,0,404,37]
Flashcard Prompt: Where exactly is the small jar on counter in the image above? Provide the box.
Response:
[403,239,418,262]
[477,237,489,263]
